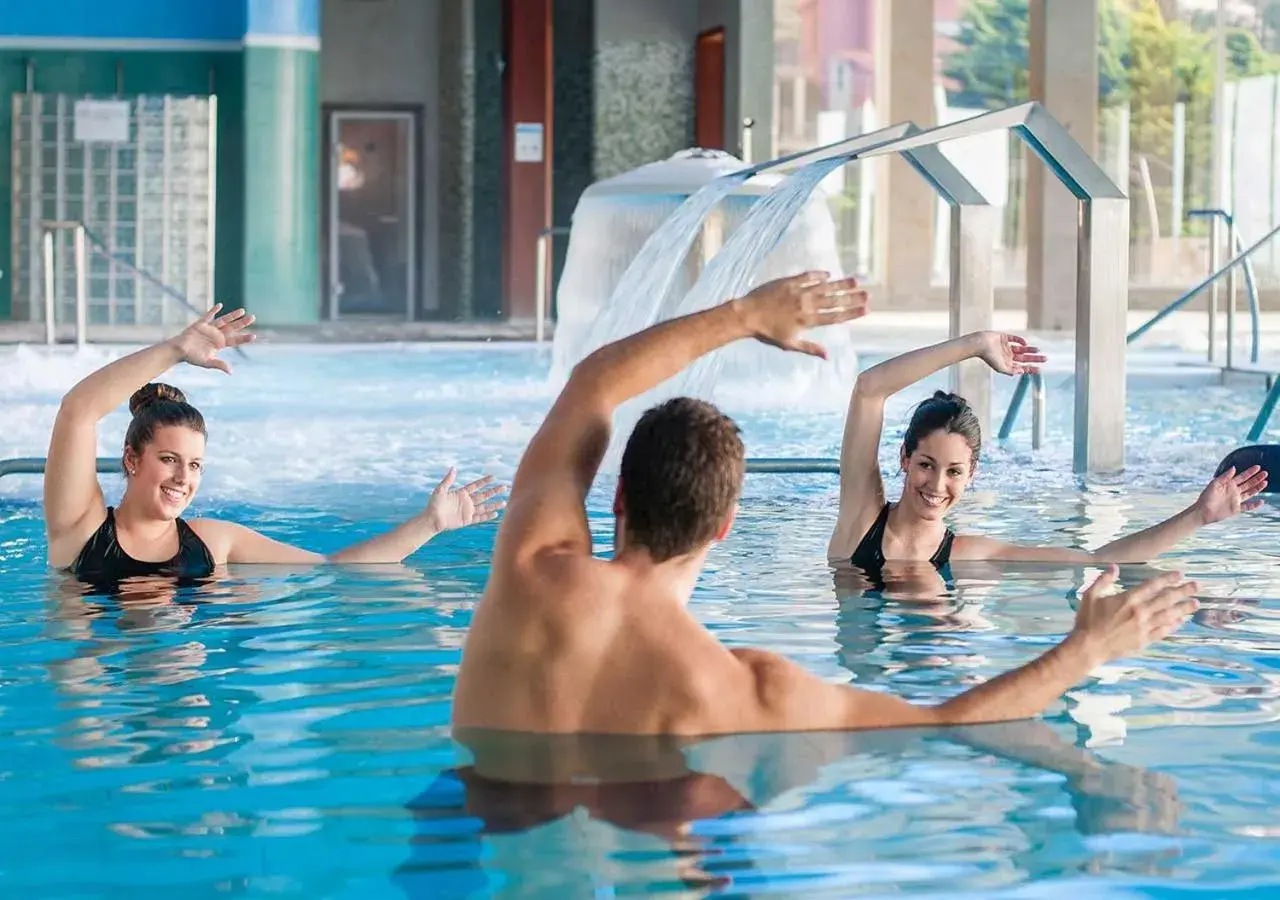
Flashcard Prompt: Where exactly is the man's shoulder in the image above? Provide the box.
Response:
[487,548,623,608]
[512,545,615,580]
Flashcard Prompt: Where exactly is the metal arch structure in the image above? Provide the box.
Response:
[847,102,1130,476]
[758,123,1000,435]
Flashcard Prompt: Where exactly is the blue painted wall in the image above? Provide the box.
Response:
[0,0,318,41]
[246,0,318,39]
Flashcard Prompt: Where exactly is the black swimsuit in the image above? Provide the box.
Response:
[69,506,215,584]
[850,502,954,574]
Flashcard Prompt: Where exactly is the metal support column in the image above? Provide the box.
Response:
[1226,216,1238,370]
[947,202,998,434]
[1075,197,1130,475]
[850,102,1130,475]
[1208,215,1220,364]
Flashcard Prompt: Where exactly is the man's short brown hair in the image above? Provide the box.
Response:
[618,397,746,561]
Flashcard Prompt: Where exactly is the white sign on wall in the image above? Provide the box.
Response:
[74,99,131,144]
[514,122,544,163]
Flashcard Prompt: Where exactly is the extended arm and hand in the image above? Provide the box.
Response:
[493,271,870,567]
[739,565,1199,732]
[44,305,256,566]
[829,330,1269,565]
[829,330,1043,558]
[195,464,507,566]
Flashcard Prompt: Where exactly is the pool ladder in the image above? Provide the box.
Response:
[38,218,248,361]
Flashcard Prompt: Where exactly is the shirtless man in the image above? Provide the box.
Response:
[452,271,1200,736]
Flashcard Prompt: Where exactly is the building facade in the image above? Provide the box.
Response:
[0,0,773,329]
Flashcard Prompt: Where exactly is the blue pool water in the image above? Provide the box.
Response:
[1,341,1279,898]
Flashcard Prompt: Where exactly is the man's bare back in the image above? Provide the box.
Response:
[453,274,1199,737]
[454,555,753,734]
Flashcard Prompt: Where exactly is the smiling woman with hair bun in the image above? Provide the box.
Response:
[827,330,1267,582]
[43,305,506,585]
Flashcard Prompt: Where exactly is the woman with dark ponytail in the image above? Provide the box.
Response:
[43,305,506,583]
[827,331,1267,576]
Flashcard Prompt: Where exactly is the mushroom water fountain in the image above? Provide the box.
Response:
[549,148,861,417]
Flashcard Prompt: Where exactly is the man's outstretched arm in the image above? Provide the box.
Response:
[493,272,868,567]
[733,566,1199,732]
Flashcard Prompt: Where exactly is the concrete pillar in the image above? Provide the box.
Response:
[873,0,935,301]
[1027,0,1099,332]
[242,0,321,325]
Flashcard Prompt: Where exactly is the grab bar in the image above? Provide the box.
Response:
[40,219,247,359]
[745,458,839,474]
[0,456,117,479]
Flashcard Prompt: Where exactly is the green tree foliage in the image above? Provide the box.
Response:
[942,0,1129,108]
[943,0,1280,240]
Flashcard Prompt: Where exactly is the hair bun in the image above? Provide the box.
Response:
[929,389,968,408]
[129,382,187,416]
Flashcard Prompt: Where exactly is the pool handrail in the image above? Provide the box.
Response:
[1186,208,1261,366]
[745,458,841,474]
[1001,217,1280,444]
[2,456,850,480]
[0,456,118,479]
[40,219,248,358]
[1127,218,1280,349]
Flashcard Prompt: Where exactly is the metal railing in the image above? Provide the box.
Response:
[997,371,1047,448]
[1186,208,1261,367]
[39,219,247,359]
[1000,215,1280,445]
[0,455,847,480]
[0,456,117,479]
[1127,219,1278,352]
[41,222,87,349]
[1250,377,1280,441]
[745,458,839,474]
[763,101,1130,475]
[534,225,570,343]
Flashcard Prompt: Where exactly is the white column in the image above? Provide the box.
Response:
[873,0,935,300]
[1027,0,1100,332]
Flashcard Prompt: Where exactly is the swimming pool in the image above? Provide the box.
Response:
[2,338,1279,898]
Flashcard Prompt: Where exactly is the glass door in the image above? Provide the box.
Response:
[327,111,416,318]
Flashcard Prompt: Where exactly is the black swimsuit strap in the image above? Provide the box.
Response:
[851,503,954,572]
[70,506,215,582]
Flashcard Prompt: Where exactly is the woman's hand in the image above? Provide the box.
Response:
[168,304,256,374]
[976,331,1045,376]
[1194,465,1268,525]
[422,469,508,533]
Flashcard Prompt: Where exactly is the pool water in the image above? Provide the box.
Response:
[1,342,1280,898]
